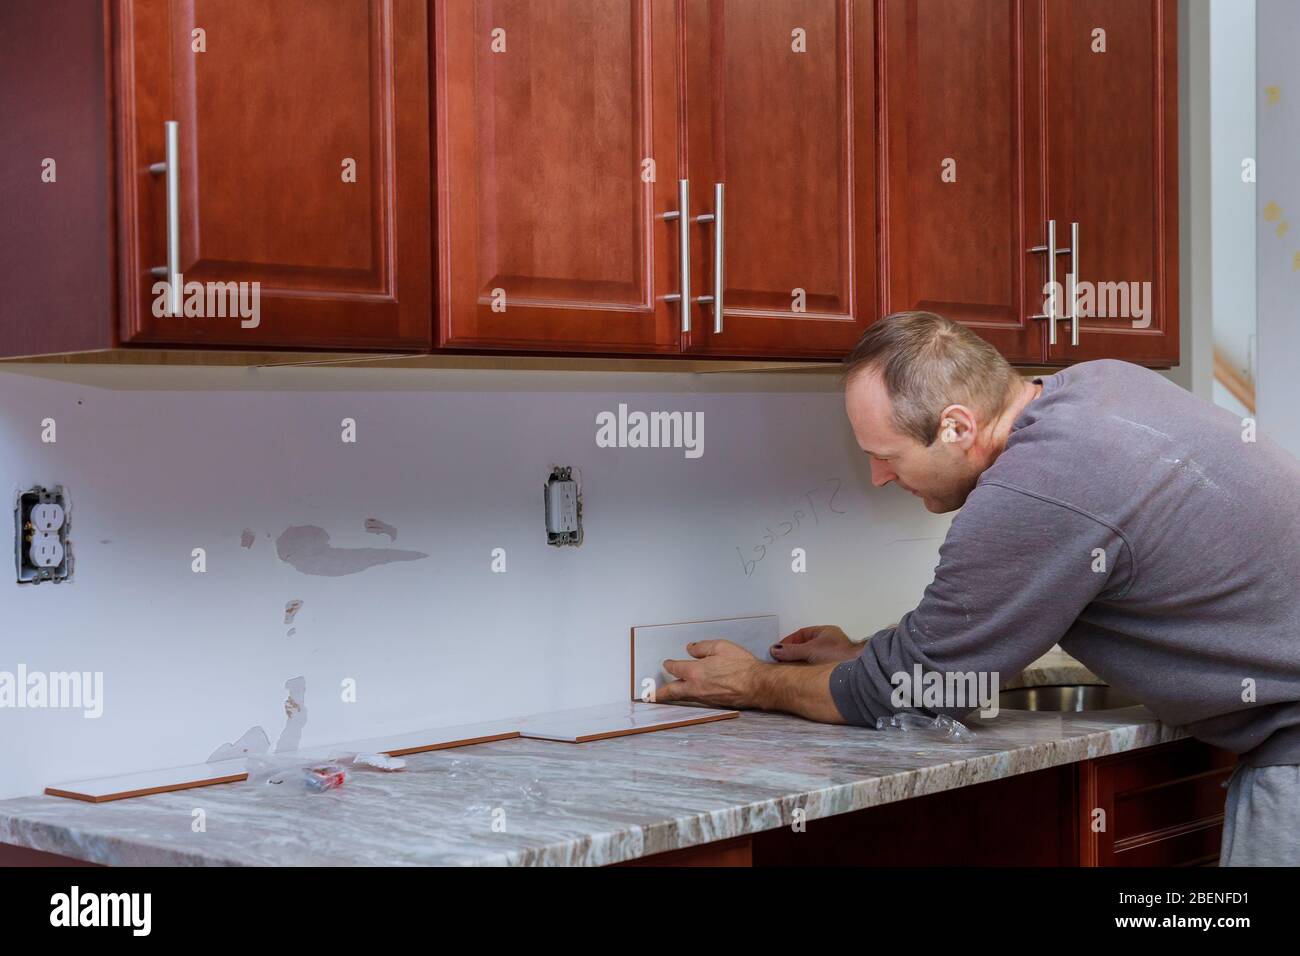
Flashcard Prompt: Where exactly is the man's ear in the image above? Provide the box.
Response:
[937,404,978,448]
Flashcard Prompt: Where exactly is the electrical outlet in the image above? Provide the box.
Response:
[15,486,72,584]
[29,532,64,568]
[30,502,65,532]
[544,466,582,547]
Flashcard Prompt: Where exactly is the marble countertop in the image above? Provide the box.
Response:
[1005,644,1101,689]
[0,647,1150,866]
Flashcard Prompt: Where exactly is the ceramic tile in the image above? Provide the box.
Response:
[518,701,739,742]
[631,614,778,701]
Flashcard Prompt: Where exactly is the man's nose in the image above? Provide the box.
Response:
[869,460,895,487]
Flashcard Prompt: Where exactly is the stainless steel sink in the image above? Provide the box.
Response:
[998,684,1140,712]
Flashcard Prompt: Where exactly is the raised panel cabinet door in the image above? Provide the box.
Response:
[1042,0,1178,364]
[682,0,876,358]
[878,0,1044,363]
[435,0,682,353]
[118,0,432,350]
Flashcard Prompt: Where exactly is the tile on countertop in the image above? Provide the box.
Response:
[44,759,251,804]
[44,719,523,803]
[518,701,739,742]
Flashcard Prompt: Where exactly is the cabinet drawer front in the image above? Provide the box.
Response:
[118,0,432,350]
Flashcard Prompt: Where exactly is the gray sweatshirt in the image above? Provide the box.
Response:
[829,360,1300,767]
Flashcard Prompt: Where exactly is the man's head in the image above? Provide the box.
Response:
[842,311,1028,513]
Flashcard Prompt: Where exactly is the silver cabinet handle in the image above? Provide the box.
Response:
[695,182,724,334]
[661,178,691,333]
[1064,221,1080,346]
[1028,218,1073,346]
[148,120,181,316]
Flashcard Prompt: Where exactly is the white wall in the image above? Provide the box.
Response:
[0,364,950,798]
[1257,0,1300,455]
[1174,0,1214,399]
[1209,0,1257,388]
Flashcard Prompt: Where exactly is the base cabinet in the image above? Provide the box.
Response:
[625,739,1234,867]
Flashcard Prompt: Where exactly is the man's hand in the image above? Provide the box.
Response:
[655,639,762,709]
[770,625,864,665]
[655,639,846,724]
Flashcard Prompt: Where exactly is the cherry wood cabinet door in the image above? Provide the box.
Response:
[117,0,432,350]
[435,0,682,353]
[1043,0,1178,364]
[878,0,1044,363]
[682,0,877,358]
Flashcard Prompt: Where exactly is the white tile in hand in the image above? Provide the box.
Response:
[518,701,738,743]
[630,614,779,701]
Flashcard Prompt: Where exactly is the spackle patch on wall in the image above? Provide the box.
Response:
[275,677,307,753]
[364,518,398,541]
[275,525,427,576]
[207,726,270,762]
[240,529,256,549]
[283,599,303,625]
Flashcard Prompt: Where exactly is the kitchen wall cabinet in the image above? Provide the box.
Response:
[3,0,1178,368]
[680,0,877,357]
[1,0,432,358]
[435,0,875,359]
[1041,0,1178,365]
[878,0,1178,366]
[878,0,1043,363]
[434,0,682,354]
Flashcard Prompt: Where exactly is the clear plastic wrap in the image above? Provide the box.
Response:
[875,712,977,740]
[242,750,406,793]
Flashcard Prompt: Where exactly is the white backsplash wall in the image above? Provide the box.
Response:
[1258,0,1300,457]
[0,364,950,799]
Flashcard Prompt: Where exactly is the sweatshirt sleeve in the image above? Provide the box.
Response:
[828,480,1134,726]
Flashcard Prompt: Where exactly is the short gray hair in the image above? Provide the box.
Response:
[842,311,1022,446]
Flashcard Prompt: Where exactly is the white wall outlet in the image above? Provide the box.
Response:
[546,480,578,533]
[30,502,65,532]
[544,466,582,546]
[15,485,72,583]
[29,532,64,568]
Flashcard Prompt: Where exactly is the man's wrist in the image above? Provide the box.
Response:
[750,662,779,711]
[751,661,844,723]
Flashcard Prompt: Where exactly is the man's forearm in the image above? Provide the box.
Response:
[753,662,846,724]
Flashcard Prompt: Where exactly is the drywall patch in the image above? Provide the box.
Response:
[274,677,307,753]
[364,517,398,541]
[207,726,270,762]
[240,529,256,549]
[283,599,303,626]
[275,524,427,577]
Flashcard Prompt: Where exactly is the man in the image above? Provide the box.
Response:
[656,311,1300,866]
